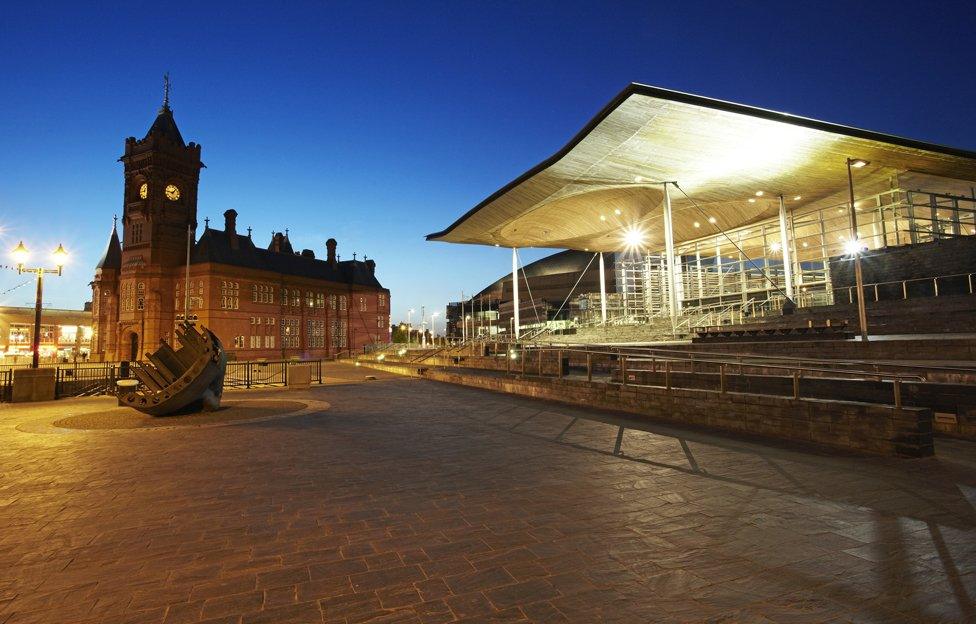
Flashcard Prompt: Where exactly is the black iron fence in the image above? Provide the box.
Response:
[0,369,10,402]
[0,359,325,401]
[55,365,118,398]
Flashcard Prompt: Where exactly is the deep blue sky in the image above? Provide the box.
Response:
[2,1,974,332]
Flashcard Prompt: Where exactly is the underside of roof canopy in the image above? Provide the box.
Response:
[427,83,976,253]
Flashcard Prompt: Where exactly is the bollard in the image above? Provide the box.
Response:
[621,355,628,386]
[586,353,592,382]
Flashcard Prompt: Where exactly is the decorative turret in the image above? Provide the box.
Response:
[96,218,122,272]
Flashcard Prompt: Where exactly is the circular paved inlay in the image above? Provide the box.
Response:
[53,400,312,431]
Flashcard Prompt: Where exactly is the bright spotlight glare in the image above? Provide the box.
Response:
[623,227,645,248]
[770,242,782,252]
[844,239,866,256]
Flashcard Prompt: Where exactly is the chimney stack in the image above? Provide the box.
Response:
[223,209,238,236]
[326,238,337,266]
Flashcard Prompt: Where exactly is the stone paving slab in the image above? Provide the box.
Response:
[0,362,974,623]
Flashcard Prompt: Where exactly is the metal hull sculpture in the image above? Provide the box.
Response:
[119,323,227,416]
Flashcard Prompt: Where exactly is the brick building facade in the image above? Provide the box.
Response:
[90,96,389,362]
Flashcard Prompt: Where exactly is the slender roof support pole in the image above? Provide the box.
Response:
[512,247,520,341]
[662,183,679,322]
[847,158,869,341]
[778,195,795,301]
[598,252,607,325]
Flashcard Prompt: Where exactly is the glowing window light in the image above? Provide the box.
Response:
[693,221,700,228]
[755,191,764,196]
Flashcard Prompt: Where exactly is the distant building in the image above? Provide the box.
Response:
[0,306,92,363]
[91,89,389,361]
[446,250,617,339]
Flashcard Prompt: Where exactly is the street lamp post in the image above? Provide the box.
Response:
[431,312,439,346]
[407,308,414,346]
[11,241,69,368]
[846,158,870,341]
[421,305,426,348]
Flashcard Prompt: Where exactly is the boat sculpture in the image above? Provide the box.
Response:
[118,323,227,415]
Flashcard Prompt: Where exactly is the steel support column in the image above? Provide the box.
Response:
[598,252,607,325]
[662,183,679,321]
[512,247,520,340]
[777,195,795,300]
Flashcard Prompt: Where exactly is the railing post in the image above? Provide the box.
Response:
[902,281,908,300]
[586,353,592,382]
[933,278,939,297]
[521,348,525,375]
[620,355,627,386]
[538,349,544,376]
[557,350,563,379]
[507,349,512,373]
[246,362,251,389]
[874,284,879,302]
[283,361,288,386]
[665,361,671,391]
[720,364,726,394]
[893,378,902,409]
[792,371,800,400]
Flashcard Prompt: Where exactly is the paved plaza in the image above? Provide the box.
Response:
[1,363,974,624]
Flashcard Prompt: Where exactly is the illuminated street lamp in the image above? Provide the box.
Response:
[11,241,69,368]
[846,158,870,340]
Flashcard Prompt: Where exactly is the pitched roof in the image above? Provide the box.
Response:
[191,227,385,289]
[96,224,122,270]
[144,105,185,146]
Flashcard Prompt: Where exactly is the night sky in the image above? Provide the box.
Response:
[2,1,974,332]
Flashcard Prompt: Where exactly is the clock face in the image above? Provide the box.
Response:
[165,184,180,201]
[139,183,148,199]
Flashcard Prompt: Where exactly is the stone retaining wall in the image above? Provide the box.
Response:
[362,361,933,458]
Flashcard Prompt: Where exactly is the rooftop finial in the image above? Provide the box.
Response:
[285,228,290,239]
[204,217,210,228]
[247,226,252,238]
[162,72,172,110]
[113,214,118,229]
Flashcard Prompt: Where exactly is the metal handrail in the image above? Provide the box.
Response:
[465,338,976,379]
[836,272,975,303]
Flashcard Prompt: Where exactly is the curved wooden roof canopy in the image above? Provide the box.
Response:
[427,83,976,253]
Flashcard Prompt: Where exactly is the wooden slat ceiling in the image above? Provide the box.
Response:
[428,84,976,253]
